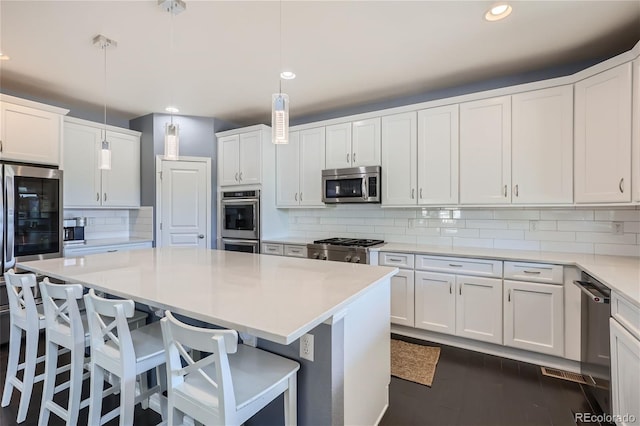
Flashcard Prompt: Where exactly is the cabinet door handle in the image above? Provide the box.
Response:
[300,192,302,201]
[459,283,462,296]
[619,178,624,193]
[449,282,452,294]
[96,192,100,202]
[411,189,415,199]
[504,185,508,197]
[514,184,519,197]
[0,140,3,152]
[508,289,511,302]
[420,188,423,199]
[239,172,243,181]
[353,152,356,163]
[523,270,541,275]
[235,172,239,182]
[294,193,298,201]
[104,193,107,202]
[347,153,350,164]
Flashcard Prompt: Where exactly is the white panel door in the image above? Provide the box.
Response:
[414,271,456,335]
[352,118,381,167]
[417,104,459,205]
[325,122,352,169]
[459,96,511,204]
[455,276,503,344]
[102,131,140,207]
[160,160,208,248]
[390,269,415,327]
[239,131,261,185]
[62,122,101,207]
[610,319,640,426]
[276,131,300,206]
[575,63,632,203]
[0,102,61,165]
[299,127,325,206]
[512,86,573,204]
[632,59,640,202]
[381,112,417,206]
[503,280,564,356]
[218,135,240,186]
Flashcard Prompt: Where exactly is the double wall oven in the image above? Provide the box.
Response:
[1,163,63,344]
[220,190,260,254]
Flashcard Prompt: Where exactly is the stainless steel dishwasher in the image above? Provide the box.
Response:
[573,272,611,416]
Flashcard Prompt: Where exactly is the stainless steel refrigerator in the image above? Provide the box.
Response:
[0,163,63,344]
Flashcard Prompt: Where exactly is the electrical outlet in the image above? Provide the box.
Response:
[300,333,314,362]
[529,220,539,231]
[612,222,624,235]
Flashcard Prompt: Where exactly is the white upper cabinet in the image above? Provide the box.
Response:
[633,59,640,202]
[351,118,381,167]
[381,112,417,206]
[0,96,68,166]
[276,128,325,207]
[459,96,511,205]
[218,130,262,186]
[326,118,381,169]
[575,62,633,203]
[417,105,459,205]
[512,86,573,204]
[325,122,352,169]
[63,118,140,208]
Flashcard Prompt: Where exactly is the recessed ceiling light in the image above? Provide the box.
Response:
[165,106,179,113]
[280,71,296,80]
[485,3,512,21]
[0,52,9,60]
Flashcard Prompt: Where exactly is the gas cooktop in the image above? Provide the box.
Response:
[312,238,385,248]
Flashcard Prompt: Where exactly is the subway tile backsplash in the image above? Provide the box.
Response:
[64,207,153,240]
[286,206,640,257]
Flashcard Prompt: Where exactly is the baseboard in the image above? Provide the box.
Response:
[391,325,582,373]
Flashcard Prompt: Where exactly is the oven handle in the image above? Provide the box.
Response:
[573,280,610,304]
[222,239,259,246]
[221,199,259,204]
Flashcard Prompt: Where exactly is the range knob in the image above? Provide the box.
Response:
[312,252,320,259]
[352,256,361,263]
[344,255,352,262]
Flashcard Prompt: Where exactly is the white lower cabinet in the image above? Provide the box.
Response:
[261,243,308,258]
[414,271,502,344]
[64,241,152,257]
[390,269,415,327]
[610,318,640,426]
[503,280,564,356]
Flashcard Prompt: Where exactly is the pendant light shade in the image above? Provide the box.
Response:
[93,34,116,171]
[272,93,289,145]
[99,138,111,170]
[164,122,180,160]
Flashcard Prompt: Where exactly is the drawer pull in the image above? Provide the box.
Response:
[107,250,118,253]
[388,258,403,263]
[523,270,541,275]
[448,264,463,267]
[290,249,300,253]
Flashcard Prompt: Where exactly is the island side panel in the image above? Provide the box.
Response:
[343,277,391,425]
[247,323,336,426]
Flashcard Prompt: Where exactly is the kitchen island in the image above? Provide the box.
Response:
[18,247,398,425]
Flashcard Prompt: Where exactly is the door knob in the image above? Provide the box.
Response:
[198,234,205,239]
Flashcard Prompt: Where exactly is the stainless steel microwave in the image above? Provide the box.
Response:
[322,166,381,204]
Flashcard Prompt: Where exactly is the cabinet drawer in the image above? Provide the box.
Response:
[261,243,283,256]
[379,252,415,269]
[612,291,640,340]
[415,255,502,278]
[284,244,307,258]
[503,261,563,284]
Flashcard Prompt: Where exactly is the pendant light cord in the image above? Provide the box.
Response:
[103,42,107,141]
[170,4,175,125]
[279,0,282,94]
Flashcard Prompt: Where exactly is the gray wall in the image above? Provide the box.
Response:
[129,113,237,249]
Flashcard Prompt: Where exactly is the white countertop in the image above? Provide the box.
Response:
[18,247,398,345]
[64,237,153,250]
[375,243,640,308]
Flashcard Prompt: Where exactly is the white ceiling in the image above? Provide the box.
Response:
[1,1,639,126]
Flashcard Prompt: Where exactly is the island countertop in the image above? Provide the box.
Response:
[17,247,398,345]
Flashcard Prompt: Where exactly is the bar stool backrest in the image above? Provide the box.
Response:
[39,280,84,344]
[4,269,38,325]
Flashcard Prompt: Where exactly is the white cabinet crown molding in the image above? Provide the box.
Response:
[0,93,69,115]
[63,115,141,137]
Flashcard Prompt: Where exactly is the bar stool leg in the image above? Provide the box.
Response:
[17,326,39,423]
[1,325,21,407]
[88,363,105,426]
[119,369,136,426]
[38,339,58,426]
[67,345,85,425]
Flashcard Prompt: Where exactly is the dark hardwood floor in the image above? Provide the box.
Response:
[1,333,605,426]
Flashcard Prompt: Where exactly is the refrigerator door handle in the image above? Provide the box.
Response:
[0,164,3,273]
[5,172,14,269]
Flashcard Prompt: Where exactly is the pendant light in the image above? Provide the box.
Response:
[272,0,289,144]
[93,34,116,170]
[160,0,185,160]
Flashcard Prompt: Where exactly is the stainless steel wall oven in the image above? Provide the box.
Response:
[220,190,260,254]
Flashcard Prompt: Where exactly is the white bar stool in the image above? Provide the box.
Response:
[160,310,300,426]
[84,289,166,426]
[1,269,65,423]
